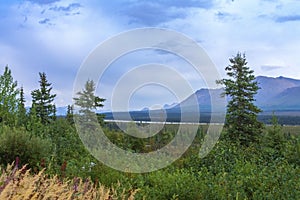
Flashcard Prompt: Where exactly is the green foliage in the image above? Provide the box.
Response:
[17,86,27,127]
[45,118,93,177]
[0,126,51,169]
[76,123,299,200]
[66,104,74,124]
[0,118,299,199]
[73,80,106,153]
[31,72,56,124]
[26,104,44,137]
[217,53,263,146]
[0,64,299,199]
[0,66,19,126]
[260,115,286,160]
[73,80,105,115]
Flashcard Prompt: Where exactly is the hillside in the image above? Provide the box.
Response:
[166,76,300,113]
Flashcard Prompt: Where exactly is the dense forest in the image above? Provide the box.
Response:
[0,54,299,199]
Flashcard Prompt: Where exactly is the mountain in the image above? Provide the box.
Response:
[168,88,225,113]
[255,76,300,111]
[100,76,300,123]
[56,106,68,116]
[55,76,300,118]
[262,86,300,111]
[165,76,300,114]
[25,106,67,117]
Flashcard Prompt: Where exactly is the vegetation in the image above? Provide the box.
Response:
[0,64,299,199]
[217,53,263,146]
[31,72,57,124]
[0,66,19,126]
[0,163,137,200]
[73,80,105,115]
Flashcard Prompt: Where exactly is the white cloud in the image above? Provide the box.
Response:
[1,0,300,109]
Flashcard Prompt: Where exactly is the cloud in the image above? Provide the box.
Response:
[152,0,214,9]
[275,15,300,23]
[19,2,83,26]
[49,3,81,12]
[26,0,60,5]
[215,11,238,21]
[261,65,284,71]
[38,18,51,24]
[2,0,300,108]
[96,0,216,26]
[124,3,185,26]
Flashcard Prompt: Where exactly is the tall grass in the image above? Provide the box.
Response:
[0,163,138,200]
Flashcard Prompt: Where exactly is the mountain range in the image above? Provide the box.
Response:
[55,76,300,118]
[255,76,300,111]
[102,76,300,123]
[166,75,300,114]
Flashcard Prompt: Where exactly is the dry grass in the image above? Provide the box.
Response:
[0,163,138,200]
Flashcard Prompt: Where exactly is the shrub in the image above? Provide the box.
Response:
[0,126,51,169]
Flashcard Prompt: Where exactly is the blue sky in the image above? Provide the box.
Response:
[1,0,300,111]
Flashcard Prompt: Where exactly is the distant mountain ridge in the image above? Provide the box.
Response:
[55,76,300,116]
[150,75,300,114]
[255,76,300,111]
[101,75,300,124]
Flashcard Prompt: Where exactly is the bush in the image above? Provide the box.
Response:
[0,126,51,169]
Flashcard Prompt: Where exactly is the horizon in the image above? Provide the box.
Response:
[27,75,299,115]
[3,62,300,113]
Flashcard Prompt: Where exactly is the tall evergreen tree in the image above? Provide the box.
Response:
[27,104,43,136]
[17,86,27,126]
[0,66,19,126]
[216,53,263,145]
[73,80,105,115]
[31,72,56,124]
[73,80,106,149]
[66,105,74,124]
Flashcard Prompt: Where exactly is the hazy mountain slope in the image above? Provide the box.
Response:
[255,76,300,111]
[57,76,300,116]
[168,76,300,113]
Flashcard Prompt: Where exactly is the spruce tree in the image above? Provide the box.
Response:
[31,72,56,124]
[0,66,19,126]
[73,80,105,115]
[73,80,106,149]
[66,105,74,124]
[217,53,263,145]
[17,86,27,126]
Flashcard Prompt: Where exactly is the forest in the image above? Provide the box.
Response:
[0,54,299,199]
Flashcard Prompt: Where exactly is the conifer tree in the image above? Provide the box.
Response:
[73,80,106,149]
[17,86,27,126]
[66,105,74,124]
[73,80,105,115]
[0,66,19,126]
[217,53,263,145]
[31,72,56,124]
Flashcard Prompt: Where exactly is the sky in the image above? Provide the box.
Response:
[1,0,300,111]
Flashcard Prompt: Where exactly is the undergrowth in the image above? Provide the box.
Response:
[0,163,138,200]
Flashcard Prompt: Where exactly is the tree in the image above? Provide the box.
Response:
[216,53,263,145]
[17,86,27,126]
[66,105,74,124]
[27,103,43,137]
[0,66,19,126]
[73,80,105,115]
[73,80,106,149]
[31,72,56,124]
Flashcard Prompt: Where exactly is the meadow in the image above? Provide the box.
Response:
[0,120,299,199]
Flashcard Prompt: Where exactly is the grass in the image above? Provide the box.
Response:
[0,163,138,200]
[281,125,300,135]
